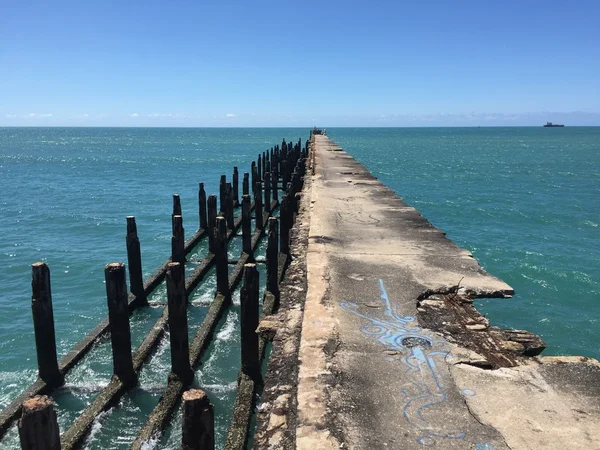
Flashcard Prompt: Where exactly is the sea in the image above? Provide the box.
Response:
[1,127,598,448]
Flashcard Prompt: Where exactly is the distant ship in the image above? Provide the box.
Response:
[543,122,564,127]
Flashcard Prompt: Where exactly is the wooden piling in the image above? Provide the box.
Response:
[18,396,60,450]
[242,195,252,255]
[254,181,263,230]
[242,172,249,196]
[257,155,262,182]
[272,164,278,203]
[280,197,290,255]
[240,264,260,382]
[233,167,239,207]
[30,263,63,388]
[207,195,217,253]
[166,262,193,385]
[215,216,229,298]
[181,389,214,450]
[104,263,137,388]
[126,217,146,306]
[264,172,271,213]
[219,175,226,215]
[251,162,256,194]
[199,183,207,230]
[172,215,185,264]
[172,194,182,219]
[226,182,235,230]
[267,218,280,302]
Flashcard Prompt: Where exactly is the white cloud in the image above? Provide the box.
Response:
[130,113,139,117]
[226,113,236,118]
[5,114,17,118]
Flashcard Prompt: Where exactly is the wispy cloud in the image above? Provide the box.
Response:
[130,113,139,117]
[5,112,52,118]
[226,113,236,118]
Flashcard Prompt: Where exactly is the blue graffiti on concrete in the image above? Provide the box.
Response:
[475,444,497,450]
[340,279,466,446]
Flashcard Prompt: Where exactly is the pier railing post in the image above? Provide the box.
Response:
[207,195,217,253]
[182,389,214,450]
[254,181,263,230]
[280,196,290,255]
[242,195,252,256]
[172,215,185,264]
[199,183,207,230]
[30,262,64,388]
[105,263,137,388]
[240,264,261,382]
[18,395,60,450]
[126,217,146,306]
[166,262,194,385]
[242,172,249,197]
[267,218,280,302]
[215,216,229,299]
[264,172,271,213]
[233,166,239,207]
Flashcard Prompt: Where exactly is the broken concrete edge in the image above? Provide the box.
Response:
[254,156,312,450]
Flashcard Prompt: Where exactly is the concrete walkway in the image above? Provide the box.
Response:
[294,135,600,449]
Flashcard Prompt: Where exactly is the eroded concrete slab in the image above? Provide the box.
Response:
[291,135,600,450]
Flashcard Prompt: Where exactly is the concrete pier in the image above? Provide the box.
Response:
[256,134,600,449]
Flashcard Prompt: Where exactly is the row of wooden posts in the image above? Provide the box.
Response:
[13,138,308,450]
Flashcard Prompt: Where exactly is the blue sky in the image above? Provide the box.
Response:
[1,0,598,126]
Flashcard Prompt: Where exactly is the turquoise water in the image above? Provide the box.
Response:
[1,127,599,447]
[329,127,600,359]
[0,127,295,448]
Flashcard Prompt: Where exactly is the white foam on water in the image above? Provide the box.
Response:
[216,311,237,341]
[83,408,113,450]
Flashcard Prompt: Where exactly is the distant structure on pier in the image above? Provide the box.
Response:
[311,127,326,136]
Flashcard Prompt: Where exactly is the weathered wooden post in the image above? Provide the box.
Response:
[105,263,137,387]
[225,182,234,230]
[181,389,214,450]
[233,167,239,207]
[215,216,229,299]
[172,215,185,264]
[281,160,288,189]
[264,172,271,213]
[240,264,261,382]
[126,217,146,306]
[172,194,182,220]
[267,217,280,302]
[207,195,217,253]
[242,172,249,196]
[280,197,290,255]
[166,262,194,385]
[251,162,256,194]
[287,182,296,215]
[272,163,278,203]
[254,181,263,230]
[30,262,64,388]
[242,195,252,256]
[257,154,262,182]
[219,175,227,215]
[199,182,207,230]
[18,395,60,450]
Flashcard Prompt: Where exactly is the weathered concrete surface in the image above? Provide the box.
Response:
[292,135,600,449]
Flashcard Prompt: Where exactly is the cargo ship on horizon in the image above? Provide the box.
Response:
[544,122,564,127]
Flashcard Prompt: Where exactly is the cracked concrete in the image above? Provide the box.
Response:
[289,135,600,450]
